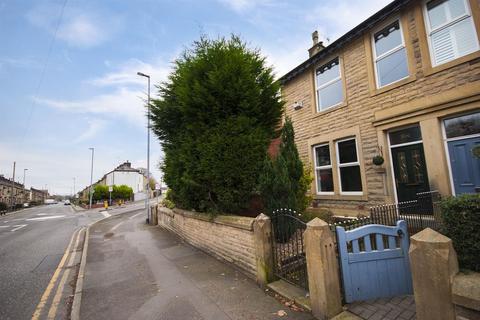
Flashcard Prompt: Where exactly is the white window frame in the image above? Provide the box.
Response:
[372,18,409,88]
[313,143,334,195]
[315,58,343,112]
[423,0,480,67]
[335,137,363,195]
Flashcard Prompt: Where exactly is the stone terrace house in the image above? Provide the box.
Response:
[0,175,27,206]
[280,0,480,217]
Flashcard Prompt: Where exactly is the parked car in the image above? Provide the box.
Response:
[64,200,71,205]
[23,203,29,208]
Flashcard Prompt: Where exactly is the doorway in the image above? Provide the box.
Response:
[444,112,480,195]
[389,125,430,202]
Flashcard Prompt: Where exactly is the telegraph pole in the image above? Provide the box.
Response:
[10,162,16,211]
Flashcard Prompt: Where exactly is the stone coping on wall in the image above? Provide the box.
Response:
[452,271,480,312]
[158,207,255,231]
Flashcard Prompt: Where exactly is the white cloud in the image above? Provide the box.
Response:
[26,4,121,48]
[305,0,394,42]
[88,58,171,87]
[34,58,172,126]
[217,0,277,12]
[34,87,146,126]
[74,118,106,143]
[0,57,41,70]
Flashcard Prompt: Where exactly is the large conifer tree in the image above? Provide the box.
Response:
[150,36,284,214]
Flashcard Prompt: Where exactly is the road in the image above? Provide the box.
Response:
[0,201,147,320]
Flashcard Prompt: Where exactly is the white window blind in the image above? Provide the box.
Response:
[425,0,479,66]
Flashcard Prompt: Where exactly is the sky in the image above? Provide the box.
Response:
[0,0,393,195]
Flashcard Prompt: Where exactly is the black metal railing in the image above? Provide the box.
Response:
[271,208,308,291]
[370,191,442,234]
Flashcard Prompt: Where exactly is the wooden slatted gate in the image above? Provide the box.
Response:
[336,220,413,303]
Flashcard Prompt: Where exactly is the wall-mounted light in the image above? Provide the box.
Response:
[293,101,303,110]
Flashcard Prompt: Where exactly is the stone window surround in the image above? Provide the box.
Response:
[307,125,368,201]
[309,54,349,117]
[414,0,480,76]
[371,17,410,89]
[364,12,417,97]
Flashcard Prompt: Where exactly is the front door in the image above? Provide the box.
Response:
[444,112,480,195]
[389,125,430,203]
[391,144,430,202]
[448,137,480,194]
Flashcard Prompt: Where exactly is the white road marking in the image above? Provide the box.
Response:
[129,212,144,220]
[36,213,49,216]
[100,211,111,218]
[11,224,27,232]
[26,215,66,221]
[0,225,10,228]
[110,221,124,232]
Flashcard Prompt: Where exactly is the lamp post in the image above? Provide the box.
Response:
[88,147,95,209]
[137,71,151,224]
[23,168,28,203]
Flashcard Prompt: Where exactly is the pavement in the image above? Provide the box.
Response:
[0,201,147,320]
[80,209,315,320]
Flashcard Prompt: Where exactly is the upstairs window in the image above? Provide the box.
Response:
[425,0,479,66]
[372,20,409,88]
[315,58,343,111]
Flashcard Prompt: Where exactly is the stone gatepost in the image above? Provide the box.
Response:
[253,213,274,288]
[409,228,458,320]
[304,218,342,320]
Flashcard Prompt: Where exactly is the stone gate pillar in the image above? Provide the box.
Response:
[253,213,274,288]
[409,228,458,320]
[304,218,342,320]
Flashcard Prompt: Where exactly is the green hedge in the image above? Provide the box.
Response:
[441,194,480,272]
[0,202,7,211]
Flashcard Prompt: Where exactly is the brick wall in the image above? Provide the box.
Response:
[158,207,257,278]
[282,1,480,215]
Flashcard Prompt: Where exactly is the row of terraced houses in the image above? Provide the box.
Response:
[280,0,480,216]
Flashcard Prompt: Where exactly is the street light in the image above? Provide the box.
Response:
[88,147,95,209]
[137,71,151,224]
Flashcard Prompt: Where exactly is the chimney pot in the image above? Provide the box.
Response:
[312,30,319,45]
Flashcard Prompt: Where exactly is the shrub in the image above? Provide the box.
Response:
[113,185,133,200]
[151,35,283,215]
[299,208,334,223]
[259,117,312,216]
[440,194,480,272]
[93,185,109,201]
[0,202,7,211]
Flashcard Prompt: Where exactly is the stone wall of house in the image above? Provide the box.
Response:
[158,207,257,277]
[282,1,480,216]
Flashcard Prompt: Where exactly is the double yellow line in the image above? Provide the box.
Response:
[32,227,85,320]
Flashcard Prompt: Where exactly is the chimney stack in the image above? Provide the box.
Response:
[308,30,325,57]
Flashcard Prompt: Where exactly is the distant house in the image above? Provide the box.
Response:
[280,0,480,216]
[78,161,148,202]
[29,187,48,203]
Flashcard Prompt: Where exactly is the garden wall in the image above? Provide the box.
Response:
[157,207,257,277]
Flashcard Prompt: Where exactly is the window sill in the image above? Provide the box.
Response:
[311,101,348,119]
[423,50,480,77]
[313,193,368,201]
[370,75,416,97]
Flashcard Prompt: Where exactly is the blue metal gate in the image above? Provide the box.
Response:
[336,220,412,303]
